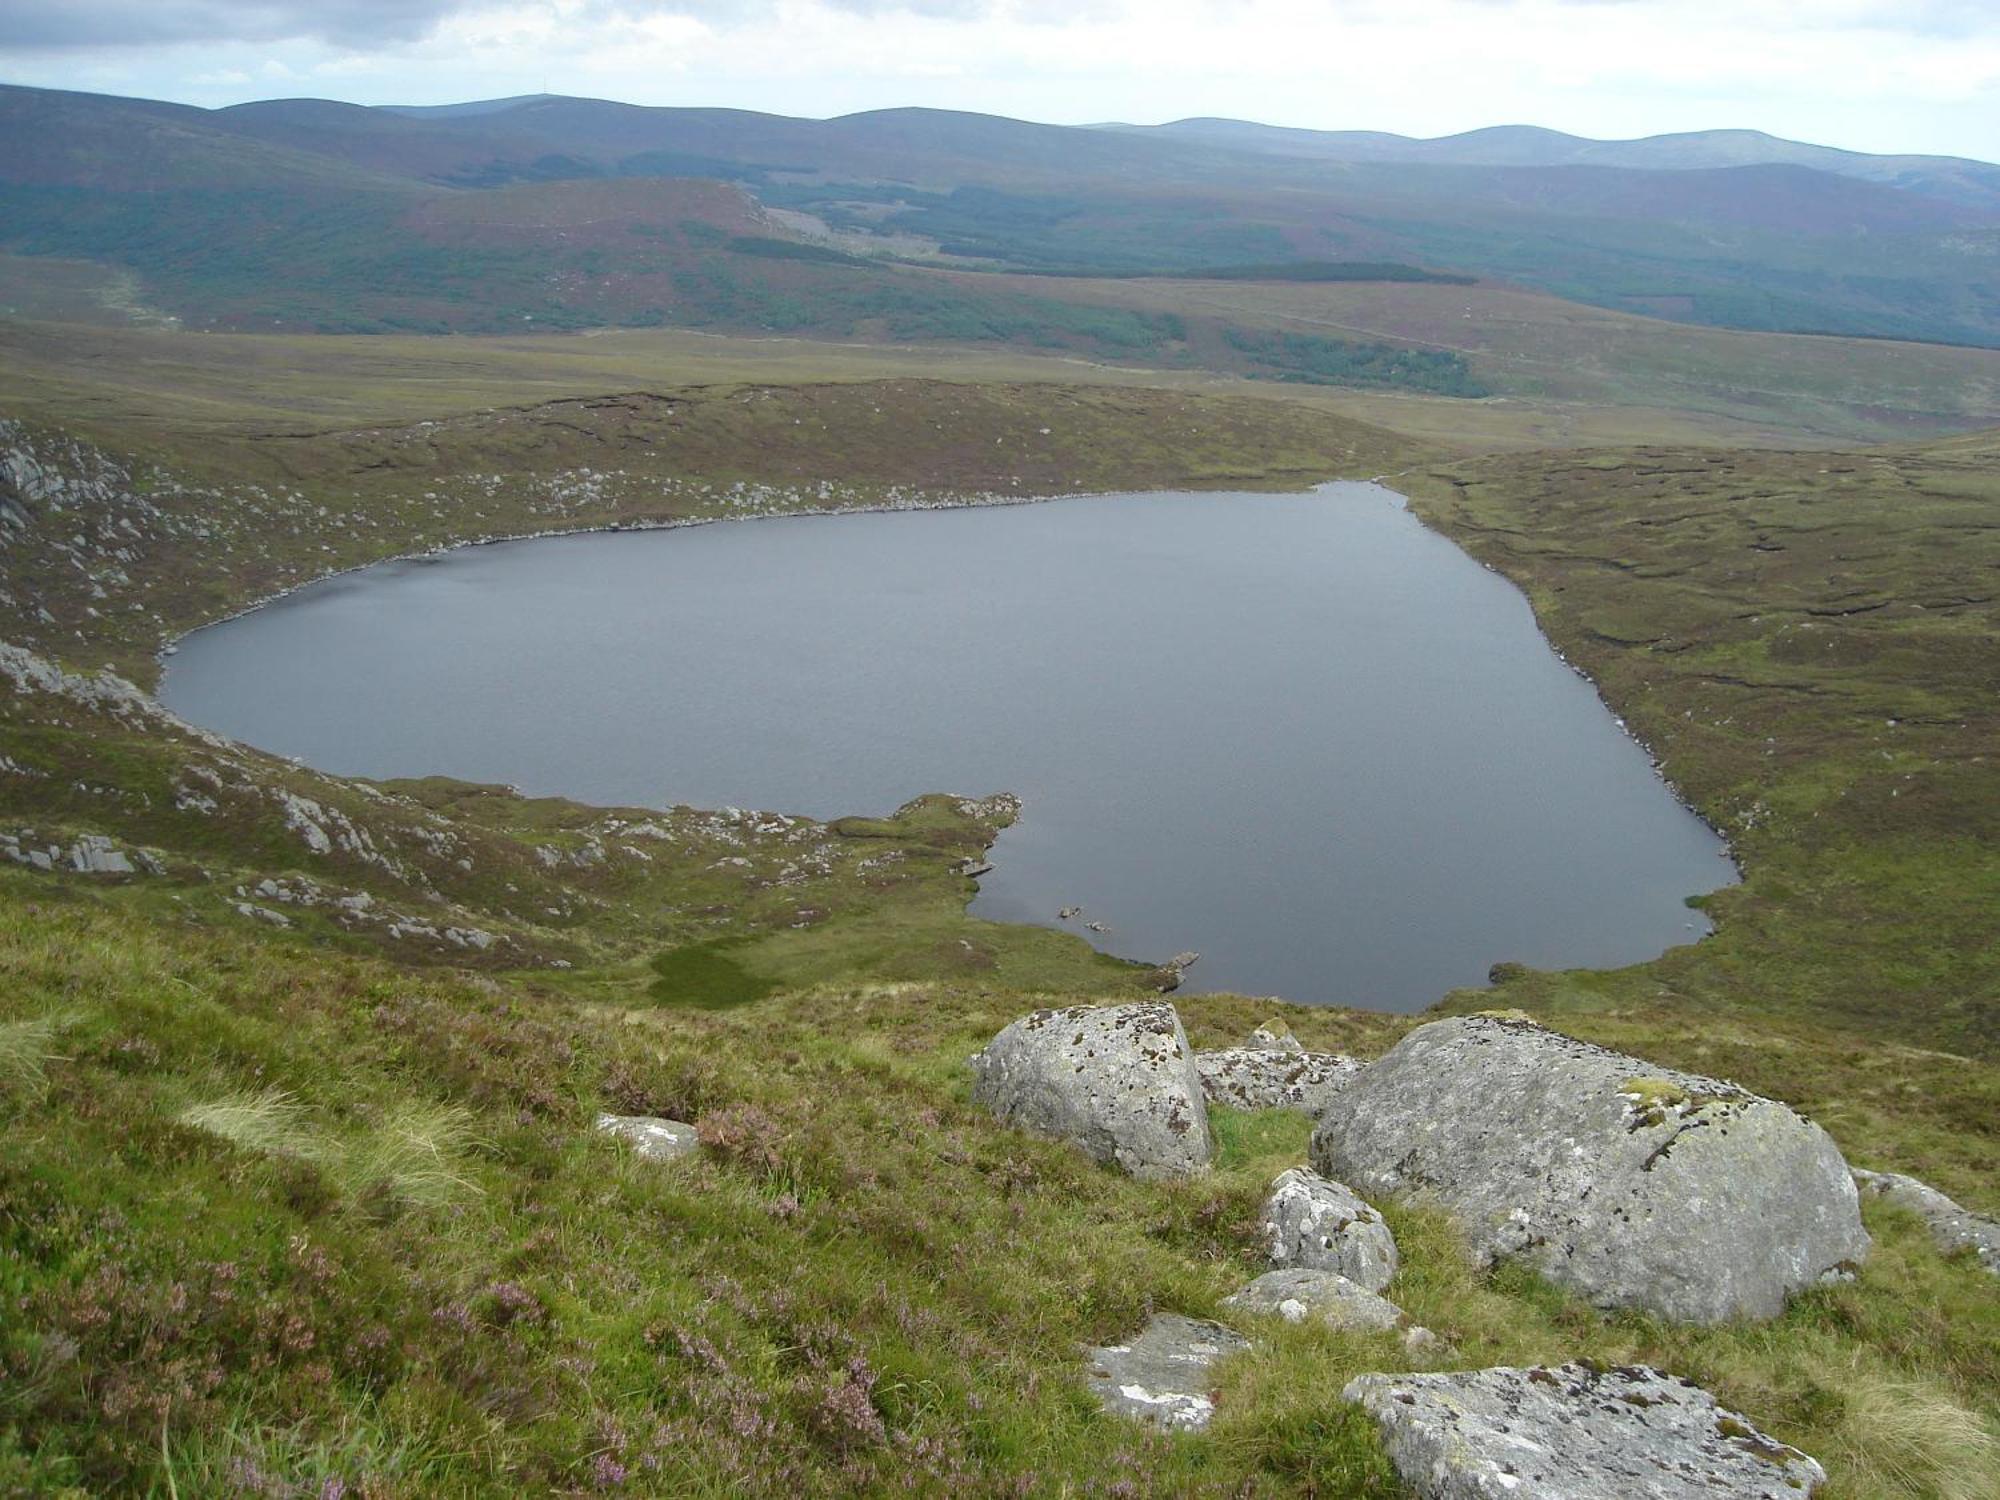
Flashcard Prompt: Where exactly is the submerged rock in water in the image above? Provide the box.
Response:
[1083,1314,1250,1432]
[1312,1015,1869,1323]
[968,1002,1213,1179]
[1345,1362,1826,1499]
[1260,1167,1399,1292]
[1853,1168,2000,1276]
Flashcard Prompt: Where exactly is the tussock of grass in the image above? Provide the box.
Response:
[176,1089,484,1210]
[342,1103,485,1208]
[1812,1355,2000,1500]
[177,1087,311,1158]
[0,1012,72,1096]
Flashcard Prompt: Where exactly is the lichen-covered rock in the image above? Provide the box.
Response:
[1223,1268,1402,1331]
[596,1114,699,1162]
[1312,1015,1868,1323]
[1261,1167,1398,1291]
[1196,1038,1363,1114]
[968,1003,1213,1179]
[1853,1168,2000,1276]
[1344,1362,1826,1499]
[1082,1314,1249,1431]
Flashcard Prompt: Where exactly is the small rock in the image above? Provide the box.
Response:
[596,1114,699,1162]
[1345,1362,1826,1499]
[969,1002,1214,1179]
[1401,1326,1445,1357]
[1248,1019,1303,1053]
[1261,1167,1398,1291]
[1223,1268,1402,1331]
[1853,1168,2000,1275]
[1083,1314,1250,1431]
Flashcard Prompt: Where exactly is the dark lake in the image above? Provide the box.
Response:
[160,483,1735,1010]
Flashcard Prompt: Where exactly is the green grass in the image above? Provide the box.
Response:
[649,939,781,1010]
[1,887,1992,1497]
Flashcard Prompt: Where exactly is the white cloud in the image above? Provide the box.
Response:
[0,0,1993,157]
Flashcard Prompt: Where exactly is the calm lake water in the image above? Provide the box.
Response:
[161,484,1735,1010]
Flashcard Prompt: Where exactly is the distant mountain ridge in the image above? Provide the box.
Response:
[2,82,1998,349]
[1120,119,2000,213]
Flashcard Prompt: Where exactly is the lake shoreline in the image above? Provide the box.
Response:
[161,483,1738,1009]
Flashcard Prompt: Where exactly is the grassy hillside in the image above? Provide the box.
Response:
[1,353,1997,1495]
[964,275,2000,443]
[4,268,1998,458]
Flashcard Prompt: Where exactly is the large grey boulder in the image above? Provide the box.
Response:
[1223,1269,1403,1332]
[1262,1167,1399,1292]
[969,1003,1213,1179]
[1196,1020,1363,1114]
[1345,1363,1826,1499]
[1312,1015,1868,1322]
[1082,1314,1250,1431]
[1853,1168,2000,1276]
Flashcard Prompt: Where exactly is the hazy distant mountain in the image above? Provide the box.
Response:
[3,83,1997,349]
[0,85,421,194]
[1125,119,2000,213]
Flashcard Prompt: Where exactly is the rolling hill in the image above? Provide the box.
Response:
[1,83,1998,354]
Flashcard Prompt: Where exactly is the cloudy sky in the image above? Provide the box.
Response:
[0,0,1995,157]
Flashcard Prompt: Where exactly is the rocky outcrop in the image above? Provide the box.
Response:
[597,1114,700,1162]
[1261,1167,1398,1291]
[1196,1020,1362,1114]
[1853,1168,2000,1275]
[1082,1314,1249,1431]
[1345,1362,1826,1499]
[1,830,162,876]
[1223,1268,1402,1331]
[968,1003,1213,1179]
[1312,1015,1869,1323]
